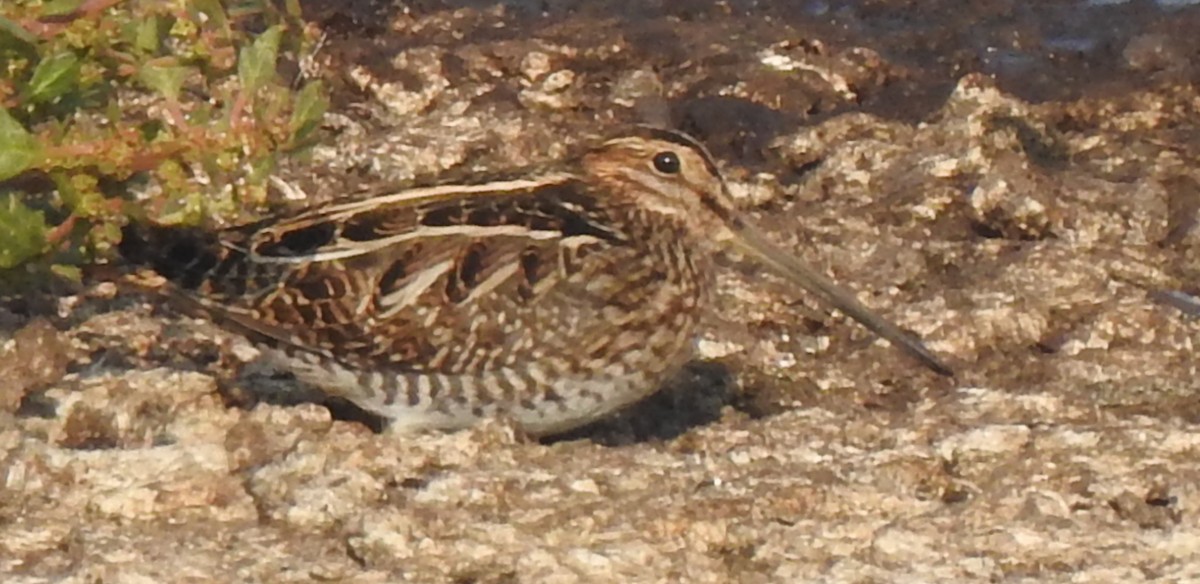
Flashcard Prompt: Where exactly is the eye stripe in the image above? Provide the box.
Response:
[697,191,734,222]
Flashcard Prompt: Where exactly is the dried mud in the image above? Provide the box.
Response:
[4,1,1200,582]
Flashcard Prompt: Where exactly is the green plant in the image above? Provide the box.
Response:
[0,0,327,289]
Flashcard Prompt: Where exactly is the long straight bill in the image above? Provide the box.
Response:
[728,218,953,376]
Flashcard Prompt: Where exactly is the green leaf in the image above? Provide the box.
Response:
[51,263,82,282]
[289,80,327,143]
[26,51,81,104]
[190,0,230,35]
[138,60,189,101]
[0,108,39,181]
[0,195,48,269]
[42,0,86,17]
[51,171,103,217]
[237,25,283,92]
[284,0,304,19]
[0,16,36,51]
[135,15,162,53]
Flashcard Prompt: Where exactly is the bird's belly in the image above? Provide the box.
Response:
[265,314,700,436]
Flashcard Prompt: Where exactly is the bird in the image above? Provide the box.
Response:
[119,127,952,436]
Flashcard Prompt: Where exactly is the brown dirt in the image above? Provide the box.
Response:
[4,1,1200,582]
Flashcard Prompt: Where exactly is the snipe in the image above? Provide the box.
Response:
[121,127,951,436]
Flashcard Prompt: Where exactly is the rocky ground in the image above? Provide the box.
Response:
[3,1,1200,582]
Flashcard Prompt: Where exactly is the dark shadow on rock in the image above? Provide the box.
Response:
[16,392,59,419]
[541,360,745,447]
[321,396,390,433]
[672,96,794,168]
[232,367,390,432]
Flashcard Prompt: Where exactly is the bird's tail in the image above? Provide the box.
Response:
[118,222,234,292]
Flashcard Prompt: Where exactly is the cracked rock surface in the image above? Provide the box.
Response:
[4,2,1200,582]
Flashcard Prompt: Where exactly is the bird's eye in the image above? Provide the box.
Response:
[652,151,681,175]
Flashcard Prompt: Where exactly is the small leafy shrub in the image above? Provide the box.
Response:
[0,0,327,290]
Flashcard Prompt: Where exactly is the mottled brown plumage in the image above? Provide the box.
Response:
[121,128,951,435]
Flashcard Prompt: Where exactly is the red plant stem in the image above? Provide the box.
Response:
[45,214,78,246]
[228,90,249,132]
[80,0,128,18]
[19,0,128,38]
[161,100,189,129]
